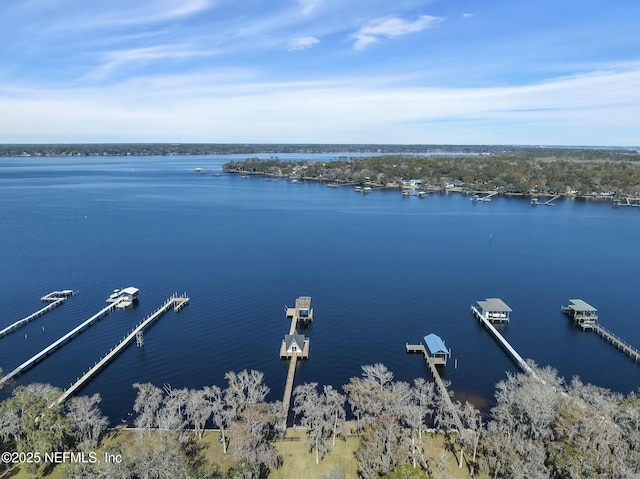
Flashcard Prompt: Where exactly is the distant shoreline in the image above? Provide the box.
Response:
[1,143,639,158]
[222,169,640,203]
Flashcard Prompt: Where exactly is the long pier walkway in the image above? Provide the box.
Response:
[57,293,189,404]
[282,355,298,417]
[0,297,124,389]
[0,291,77,338]
[471,306,534,375]
[592,323,640,362]
[406,343,463,431]
[281,297,313,423]
[545,194,561,205]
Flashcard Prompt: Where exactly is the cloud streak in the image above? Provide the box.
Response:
[1,65,638,144]
[1,1,638,145]
[352,15,442,50]
[288,37,320,50]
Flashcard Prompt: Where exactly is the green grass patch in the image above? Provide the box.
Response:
[0,428,475,479]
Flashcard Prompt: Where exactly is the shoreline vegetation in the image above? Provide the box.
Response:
[221,150,640,200]
[2,143,637,159]
[2,363,640,478]
[3,142,640,199]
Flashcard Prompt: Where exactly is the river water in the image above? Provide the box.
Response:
[1,154,639,423]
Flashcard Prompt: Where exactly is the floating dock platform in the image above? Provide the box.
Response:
[0,290,77,339]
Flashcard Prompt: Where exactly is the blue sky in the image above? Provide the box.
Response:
[1,0,638,145]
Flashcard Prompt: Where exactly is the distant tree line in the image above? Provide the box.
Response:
[1,143,638,161]
[223,152,640,197]
[1,363,639,478]
[0,143,491,157]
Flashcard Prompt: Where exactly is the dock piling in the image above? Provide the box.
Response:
[57,293,189,404]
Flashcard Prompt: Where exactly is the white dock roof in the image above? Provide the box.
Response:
[567,299,597,312]
[478,298,512,312]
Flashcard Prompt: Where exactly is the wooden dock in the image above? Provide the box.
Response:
[57,293,189,404]
[406,343,462,431]
[592,323,640,362]
[0,291,76,339]
[282,355,298,419]
[471,306,534,375]
[280,337,309,359]
[471,191,498,202]
[544,194,561,205]
[285,296,313,334]
[0,297,124,389]
[406,343,427,355]
[281,296,312,422]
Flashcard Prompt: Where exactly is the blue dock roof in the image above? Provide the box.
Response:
[424,333,448,355]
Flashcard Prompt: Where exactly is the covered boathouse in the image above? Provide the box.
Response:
[280,332,309,358]
[562,299,598,330]
[406,333,451,366]
[423,333,451,366]
[476,298,512,322]
[285,296,313,324]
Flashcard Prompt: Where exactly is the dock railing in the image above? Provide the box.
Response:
[592,323,640,362]
[0,291,77,339]
[0,299,122,389]
[471,306,534,376]
[57,293,189,404]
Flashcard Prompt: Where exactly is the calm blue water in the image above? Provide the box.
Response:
[1,155,639,424]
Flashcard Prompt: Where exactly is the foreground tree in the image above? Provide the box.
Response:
[204,384,232,454]
[156,384,189,441]
[355,413,406,479]
[229,402,282,478]
[2,384,70,454]
[293,382,330,464]
[186,388,212,440]
[324,385,347,446]
[66,393,109,450]
[132,382,163,435]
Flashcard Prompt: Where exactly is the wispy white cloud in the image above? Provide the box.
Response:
[288,37,320,51]
[351,15,442,50]
[462,13,474,18]
[298,0,322,15]
[81,45,215,82]
[35,0,216,35]
[1,65,638,144]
